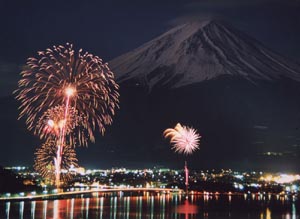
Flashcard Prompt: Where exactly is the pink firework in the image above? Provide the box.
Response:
[163,123,201,155]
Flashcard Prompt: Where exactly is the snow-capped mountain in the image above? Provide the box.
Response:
[110,20,300,90]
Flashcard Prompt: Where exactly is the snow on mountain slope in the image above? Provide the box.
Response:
[109,20,300,89]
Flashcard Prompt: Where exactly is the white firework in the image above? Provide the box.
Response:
[163,123,201,155]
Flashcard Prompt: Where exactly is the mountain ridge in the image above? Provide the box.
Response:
[110,19,300,90]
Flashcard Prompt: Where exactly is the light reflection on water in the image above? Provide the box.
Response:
[5,202,10,219]
[30,201,35,219]
[19,201,23,219]
[0,194,299,219]
[43,200,47,219]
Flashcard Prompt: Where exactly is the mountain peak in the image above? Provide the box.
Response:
[180,19,223,28]
[110,20,300,90]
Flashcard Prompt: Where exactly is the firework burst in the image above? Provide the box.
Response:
[163,123,201,155]
[35,105,87,146]
[14,43,119,145]
[34,139,78,185]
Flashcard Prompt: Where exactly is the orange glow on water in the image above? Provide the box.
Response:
[176,200,198,213]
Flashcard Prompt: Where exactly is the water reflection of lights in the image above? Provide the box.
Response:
[228,194,232,203]
[151,196,154,219]
[81,197,85,217]
[42,200,48,219]
[125,196,130,219]
[85,198,90,219]
[113,196,118,219]
[191,194,194,203]
[268,194,271,200]
[176,199,198,219]
[292,203,297,219]
[2,193,299,219]
[266,208,271,219]
[204,192,209,202]
[160,195,165,218]
[19,201,24,219]
[53,200,59,219]
[5,202,10,219]
[70,199,74,219]
[114,196,117,219]
[136,196,142,219]
[31,201,36,219]
[100,197,104,219]
[173,194,178,206]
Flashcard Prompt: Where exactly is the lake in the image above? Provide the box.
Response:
[0,193,298,219]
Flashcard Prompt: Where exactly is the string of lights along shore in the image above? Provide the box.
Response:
[14,43,120,187]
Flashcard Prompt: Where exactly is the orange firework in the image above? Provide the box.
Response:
[14,43,119,144]
[34,138,78,185]
[35,105,87,146]
[15,43,119,187]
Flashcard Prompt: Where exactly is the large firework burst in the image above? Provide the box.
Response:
[35,105,87,146]
[14,43,119,144]
[34,139,78,185]
[163,123,201,155]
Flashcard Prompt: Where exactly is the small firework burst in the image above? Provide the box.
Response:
[35,105,87,146]
[34,138,78,185]
[163,123,201,155]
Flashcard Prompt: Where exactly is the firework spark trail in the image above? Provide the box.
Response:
[163,123,201,155]
[59,87,75,146]
[55,87,75,187]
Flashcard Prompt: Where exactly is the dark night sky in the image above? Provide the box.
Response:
[1,0,300,95]
[1,0,300,170]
